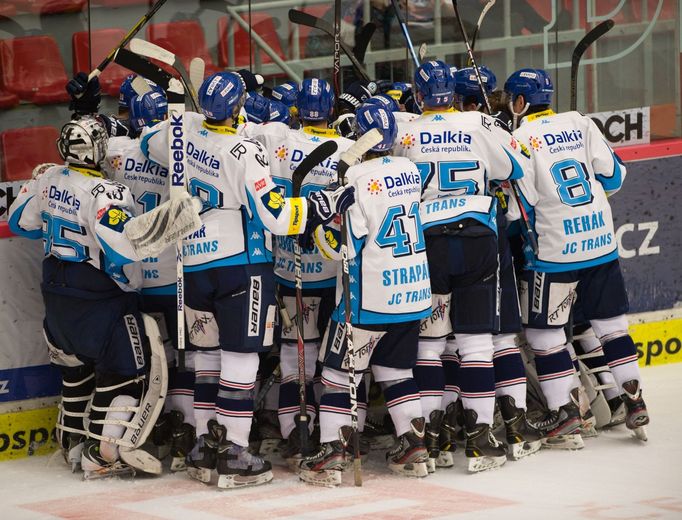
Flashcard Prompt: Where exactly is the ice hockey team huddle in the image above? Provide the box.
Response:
[8,59,650,489]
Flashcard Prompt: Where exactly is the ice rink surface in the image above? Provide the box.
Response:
[1,363,680,520]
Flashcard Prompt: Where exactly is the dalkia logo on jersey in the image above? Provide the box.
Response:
[400,133,416,148]
[275,145,289,161]
[542,129,583,145]
[367,179,383,194]
[124,158,168,177]
[384,171,420,189]
[47,186,80,209]
[420,131,472,144]
[186,142,220,170]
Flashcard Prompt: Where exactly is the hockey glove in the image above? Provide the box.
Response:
[236,69,265,93]
[300,185,355,249]
[66,72,102,116]
[332,113,357,139]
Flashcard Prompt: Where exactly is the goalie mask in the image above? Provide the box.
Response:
[57,116,108,168]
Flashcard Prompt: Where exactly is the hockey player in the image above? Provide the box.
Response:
[300,103,432,486]
[8,115,202,478]
[453,66,496,112]
[504,68,649,444]
[141,71,355,489]
[240,78,355,463]
[271,82,300,128]
[394,60,530,472]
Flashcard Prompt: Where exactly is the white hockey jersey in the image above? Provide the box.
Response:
[240,122,354,289]
[316,156,432,325]
[104,136,175,294]
[141,113,309,272]
[512,109,626,272]
[8,165,142,292]
[393,109,529,232]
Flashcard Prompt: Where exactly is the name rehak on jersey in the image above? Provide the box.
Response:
[46,186,80,214]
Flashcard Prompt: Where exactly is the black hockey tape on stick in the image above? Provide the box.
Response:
[570,20,615,111]
[353,22,376,64]
[114,48,172,91]
[288,9,371,82]
[88,0,167,81]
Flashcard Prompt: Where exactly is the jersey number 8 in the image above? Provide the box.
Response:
[550,159,594,207]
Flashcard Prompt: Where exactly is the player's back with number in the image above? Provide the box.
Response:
[513,110,625,271]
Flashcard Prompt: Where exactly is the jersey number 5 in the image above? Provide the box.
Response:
[375,202,426,257]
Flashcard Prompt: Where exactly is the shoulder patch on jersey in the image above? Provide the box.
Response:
[528,135,543,152]
[100,206,132,232]
[261,188,285,219]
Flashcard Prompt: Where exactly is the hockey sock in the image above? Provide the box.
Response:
[601,335,641,390]
[57,365,95,446]
[441,337,461,409]
[533,347,577,410]
[216,351,259,447]
[565,342,583,390]
[278,380,316,438]
[318,367,363,443]
[382,379,422,437]
[576,334,620,401]
[414,339,445,418]
[493,334,528,409]
[194,350,220,436]
[457,334,496,425]
[167,351,196,426]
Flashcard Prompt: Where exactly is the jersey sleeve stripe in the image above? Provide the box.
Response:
[503,149,525,181]
[8,197,42,239]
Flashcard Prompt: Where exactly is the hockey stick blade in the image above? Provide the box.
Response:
[418,43,427,62]
[353,22,376,64]
[130,38,175,66]
[471,0,496,55]
[338,128,382,181]
[288,9,371,82]
[570,19,615,111]
[189,57,205,94]
[114,48,172,91]
[131,75,152,96]
[292,141,339,197]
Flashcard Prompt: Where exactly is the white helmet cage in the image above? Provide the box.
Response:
[57,116,108,168]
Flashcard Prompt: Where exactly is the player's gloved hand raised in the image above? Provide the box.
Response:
[299,185,355,249]
[66,72,101,116]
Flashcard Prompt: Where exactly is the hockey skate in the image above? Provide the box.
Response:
[436,402,458,468]
[61,433,85,472]
[186,420,223,484]
[577,386,598,438]
[534,389,584,450]
[255,409,284,457]
[216,441,274,489]
[425,410,444,473]
[498,396,542,460]
[386,417,429,478]
[140,412,172,462]
[298,426,351,487]
[622,380,649,441]
[363,413,396,450]
[463,409,507,472]
[81,440,135,480]
[605,395,626,427]
[169,410,196,472]
[280,421,313,472]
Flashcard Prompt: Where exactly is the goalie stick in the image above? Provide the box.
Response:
[129,38,199,110]
[291,140,340,456]
[336,128,383,487]
[87,0,167,81]
[469,0,496,61]
[288,9,371,82]
[451,0,538,255]
[389,0,420,68]
[570,19,615,111]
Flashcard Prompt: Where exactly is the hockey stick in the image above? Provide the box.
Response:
[333,0,342,112]
[451,0,538,255]
[114,48,173,91]
[87,0,167,81]
[418,43,428,62]
[189,57,206,95]
[288,10,371,82]
[469,0,496,61]
[131,76,152,96]
[389,0,420,68]
[129,38,199,111]
[353,22,376,64]
[336,128,382,487]
[570,19,614,111]
[291,140,340,456]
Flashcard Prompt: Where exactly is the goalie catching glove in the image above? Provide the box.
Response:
[125,191,203,259]
[300,184,355,250]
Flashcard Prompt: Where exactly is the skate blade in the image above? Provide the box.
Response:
[186,466,215,484]
[83,464,136,481]
[581,423,599,438]
[388,461,428,478]
[120,449,162,475]
[170,456,187,472]
[299,469,342,487]
[285,454,303,473]
[541,434,584,450]
[367,434,395,450]
[632,426,648,441]
[259,439,284,457]
[435,451,454,468]
[426,457,436,473]
[467,454,506,473]
[509,440,542,460]
[217,470,273,489]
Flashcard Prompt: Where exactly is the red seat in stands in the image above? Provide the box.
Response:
[293,5,331,59]
[10,0,85,15]
[91,0,149,6]
[0,4,17,16]
[73,29,128,97]
[0,126,62,182]
[0,36,69,105]
[0,90,19,110]
[147,21,220,76]
[218,14,285,68]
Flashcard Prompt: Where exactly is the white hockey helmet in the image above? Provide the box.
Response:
[57,116,108,168]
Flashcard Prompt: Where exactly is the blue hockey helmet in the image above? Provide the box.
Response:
[271,82,299,108]
[355,104,397,152]
[268,99,291,125]
[454,66,497,107]
[364,94,399,113]
[198,72,246,121]
[244,92,271,124]
[296,78,335,122]
[504,68,554,107]
[414,60,455,107]
[118,74,162,110]
[129,91,168,133]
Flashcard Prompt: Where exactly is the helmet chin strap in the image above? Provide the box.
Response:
[508,99,530,130]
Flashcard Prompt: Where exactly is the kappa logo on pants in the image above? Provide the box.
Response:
[248,276,262,337]
[125,315,145,370]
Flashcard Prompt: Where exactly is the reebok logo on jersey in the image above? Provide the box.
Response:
[170,113,185,187]
[248,276,262,337]
[367,179,383,194]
